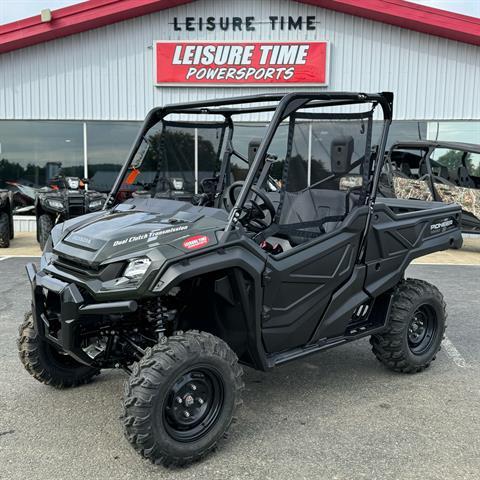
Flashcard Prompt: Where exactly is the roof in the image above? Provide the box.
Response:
[392,141,480,154]
[0,0,479,54]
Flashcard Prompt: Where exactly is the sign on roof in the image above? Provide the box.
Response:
[154,41,329,86]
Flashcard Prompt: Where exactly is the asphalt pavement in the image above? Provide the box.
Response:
[0,257,479,480]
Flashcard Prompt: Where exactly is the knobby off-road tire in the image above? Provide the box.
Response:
[122,330,244,467]
[38,214,54,250]
[0,212,10,248]
[371,279,446,373]
[18,312,99,388]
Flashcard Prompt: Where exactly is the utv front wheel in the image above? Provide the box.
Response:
[0,212,10,248]
[38,214,54,250]
[18,312,99,388]
[122,331,244,467]
[371,279,446,373]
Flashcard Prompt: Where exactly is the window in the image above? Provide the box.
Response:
[87,122,141,192]
[427,121,480,144]
[0,121,83,189]
[372,121,428,149]
[466,153,480,177]
[430,148,463,180]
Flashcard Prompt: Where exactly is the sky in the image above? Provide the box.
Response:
[0,0,479,25]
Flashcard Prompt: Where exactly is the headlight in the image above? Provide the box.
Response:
[46,198,64,210]
[172,178,184,190]
[89,199,103,210]
[124,257,151,278]
[111,257,152,288]
[66,177,80,189]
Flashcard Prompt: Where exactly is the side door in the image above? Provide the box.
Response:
[261,207,368,354]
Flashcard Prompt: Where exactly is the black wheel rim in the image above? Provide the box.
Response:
[407,304,437,355]
[163,366,224,442]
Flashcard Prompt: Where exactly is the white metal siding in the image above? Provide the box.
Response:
[1,0,479,121]
[13,215,36,233]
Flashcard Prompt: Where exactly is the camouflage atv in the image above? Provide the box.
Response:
[383,141,480,233]
[0,189,14,248]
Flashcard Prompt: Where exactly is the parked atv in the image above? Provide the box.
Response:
[0,189,14,247]
[19,92,463,467]
[383,141,480,233]
[35,175,106,249]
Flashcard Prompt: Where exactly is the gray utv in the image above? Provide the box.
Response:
[19,92,462,467]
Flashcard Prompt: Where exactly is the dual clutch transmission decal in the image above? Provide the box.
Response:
[112,225,189,247]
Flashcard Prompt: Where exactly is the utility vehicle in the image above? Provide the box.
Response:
[0,189,14,247]
[19,92,462,467]
[383,141,480,233]
[35,174,106,249]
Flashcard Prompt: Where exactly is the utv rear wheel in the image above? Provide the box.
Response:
[38,214,54,250]
[122,330,244,467]
[18,312,99,388]
[0,212,10,248]
[371,279,446,373]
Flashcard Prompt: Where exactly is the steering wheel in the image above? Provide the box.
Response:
[226,181,276,232]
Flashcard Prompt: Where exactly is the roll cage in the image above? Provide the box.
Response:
[106,92,393,253]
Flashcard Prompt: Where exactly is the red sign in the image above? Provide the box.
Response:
[182,234,210,250]
[155,41,329,86]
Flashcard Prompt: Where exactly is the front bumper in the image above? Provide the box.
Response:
[26,263,137,366]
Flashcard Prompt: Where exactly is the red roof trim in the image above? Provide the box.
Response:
[0,0,193,53]
[0,0,479,54]
[300,0,480,45]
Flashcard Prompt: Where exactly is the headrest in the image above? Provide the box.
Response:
[248,138,262,163]
[439,166,450,180]
[330,136,354,174]
[457,165,475,187]
[400,162,412,177]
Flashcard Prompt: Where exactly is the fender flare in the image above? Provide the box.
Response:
[154,245,269,370]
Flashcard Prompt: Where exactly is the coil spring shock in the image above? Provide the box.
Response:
[144,297,176,339]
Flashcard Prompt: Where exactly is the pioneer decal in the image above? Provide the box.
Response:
[112,225,189,247]
[430,218,454,234]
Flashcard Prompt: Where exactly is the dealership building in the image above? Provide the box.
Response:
[0,0,479,193]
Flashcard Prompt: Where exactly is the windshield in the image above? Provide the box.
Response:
[260,114,373,195]
[115,120,227,203]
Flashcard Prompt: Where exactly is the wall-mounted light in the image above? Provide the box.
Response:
[40,9,52,23]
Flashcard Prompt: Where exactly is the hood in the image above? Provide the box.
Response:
[52,198,229,266]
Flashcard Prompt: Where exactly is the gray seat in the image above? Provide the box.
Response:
[399,162,412,178]
[278,189,349,245]
[457,166,475,188]
[439,166,450,181]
